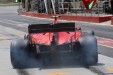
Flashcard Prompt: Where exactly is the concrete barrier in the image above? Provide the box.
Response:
[111,17,113,25]
[23,12,112,23]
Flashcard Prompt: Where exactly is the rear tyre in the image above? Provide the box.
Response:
[10,39,29,69]
[77,35,98,67]
[24,34,28,39]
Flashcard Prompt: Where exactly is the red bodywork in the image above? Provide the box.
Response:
[30,16,82,45]
[31,32,81,45]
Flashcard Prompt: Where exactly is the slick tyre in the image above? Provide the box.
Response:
[77,35,98,67]
[24,34,28,39]
[10,39,28,69]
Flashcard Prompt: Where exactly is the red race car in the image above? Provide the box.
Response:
[10,16,98,69]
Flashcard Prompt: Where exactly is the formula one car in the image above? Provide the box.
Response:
[10,16,98,69]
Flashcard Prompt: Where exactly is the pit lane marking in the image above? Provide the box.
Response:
[106,68,113,72]
[48,73,63,75]
[16,34,24,37]
[0,34,9,40]
[0,19,28,28]
[97,37,113,49]
[0,34,24,40]
[48,72,74,75]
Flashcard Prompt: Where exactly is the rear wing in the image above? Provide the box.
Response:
[28,23,75,33]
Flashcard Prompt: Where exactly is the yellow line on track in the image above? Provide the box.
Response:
[106,68,113,72]
[48,72,74,75]
[16,34,24,37]
[0,35,8,40]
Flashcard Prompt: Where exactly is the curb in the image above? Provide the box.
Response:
[111,17,113,25]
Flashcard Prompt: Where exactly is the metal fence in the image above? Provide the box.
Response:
[21,0,111,16]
